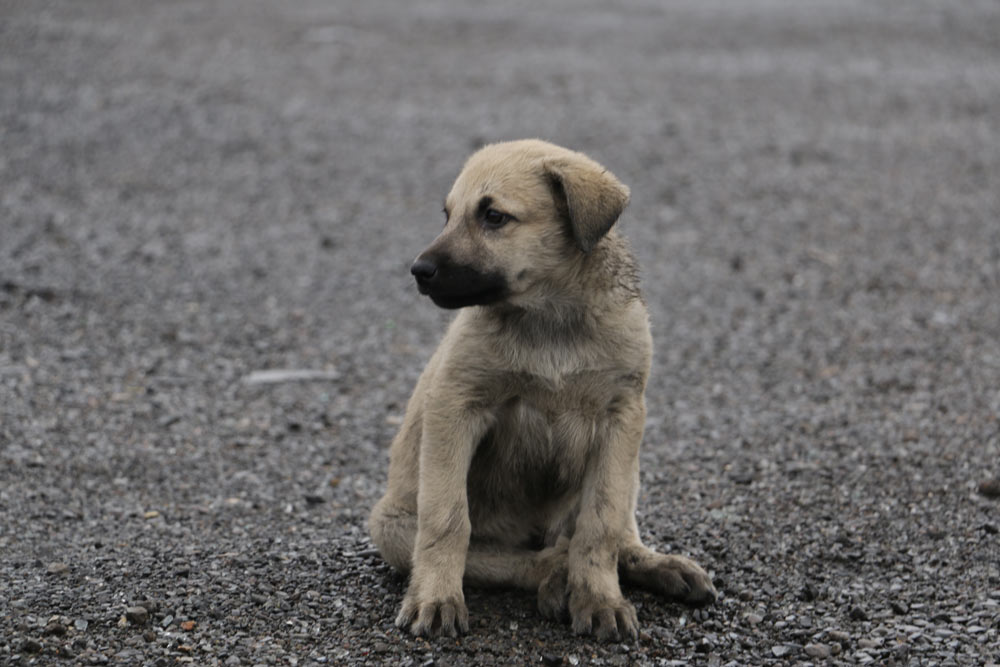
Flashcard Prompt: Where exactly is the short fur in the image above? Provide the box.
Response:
[370,140,716,641]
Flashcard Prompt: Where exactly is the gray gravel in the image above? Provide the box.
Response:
[2,0,1000,664]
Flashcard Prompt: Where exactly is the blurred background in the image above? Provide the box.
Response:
[2,0,999,664]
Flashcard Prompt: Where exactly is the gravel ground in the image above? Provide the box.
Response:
[2,0,1000,664]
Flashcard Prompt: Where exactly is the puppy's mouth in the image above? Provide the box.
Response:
[421,283,508,309]
[411,257,508,309]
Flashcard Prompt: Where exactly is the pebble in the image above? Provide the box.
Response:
[804,643,831,658]
[21,638,43,653]
[125,606,149,626]
[771,644,798,657]
[978,478,1000,499]
[47,562,69,575]
[827,630,850,644]
[44,622,67,636]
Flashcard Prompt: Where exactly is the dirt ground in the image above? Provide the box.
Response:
[2,0,999,664]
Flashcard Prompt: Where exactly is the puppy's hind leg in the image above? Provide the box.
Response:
[369,498,417,574]
[619,542,717,606]
[464,536,571,622]
[371,501,572,621]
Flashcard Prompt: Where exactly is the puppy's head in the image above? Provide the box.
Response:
[412,139,630,309]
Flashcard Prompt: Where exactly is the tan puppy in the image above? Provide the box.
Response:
[370,140,716,641]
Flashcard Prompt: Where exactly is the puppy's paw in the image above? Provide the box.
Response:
[569,589,639,642]
[648,555,717,605]
[395,588,469,638]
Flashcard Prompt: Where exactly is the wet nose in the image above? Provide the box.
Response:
[410,257,437,281]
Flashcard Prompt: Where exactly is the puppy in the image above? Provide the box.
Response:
[370,139,716,641]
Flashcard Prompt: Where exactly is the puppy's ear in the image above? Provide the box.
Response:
[545,157,630,253]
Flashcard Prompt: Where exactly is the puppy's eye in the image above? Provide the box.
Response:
[483,208,512,229]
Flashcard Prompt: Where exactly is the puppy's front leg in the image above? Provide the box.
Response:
[395,406,488,637]
[568,398,645,642]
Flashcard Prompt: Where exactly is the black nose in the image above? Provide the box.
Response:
[410,257,437,281]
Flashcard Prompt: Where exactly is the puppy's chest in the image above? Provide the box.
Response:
[480,372,615,472]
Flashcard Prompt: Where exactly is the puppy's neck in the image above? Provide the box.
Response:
[483,299,591,347]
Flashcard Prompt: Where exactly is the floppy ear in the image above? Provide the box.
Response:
[544,156,630,253]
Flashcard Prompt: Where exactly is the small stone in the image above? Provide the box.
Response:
[978,478,1000,499]
[804,643,831,659]
[143,510,160,519]
[225,657,241,666]
[161,615,174,628]
[143,631,157,642]
[738,591,754,602]
[827,630,850,643]
[125,606,149,626]
[303,494,325,505]
[43,622,67,636]
[830,642,842,656]
[771,645,791,657]
[75,619,89,631]
[849,606,868,622]
[747,613,764,625]
[180,620,196,631]
[890,600,908,615]
[858,638,880,649]
[21,638,43,653]
[157,414,181,428]
[47,562,69,575]
[799,583,819,601]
